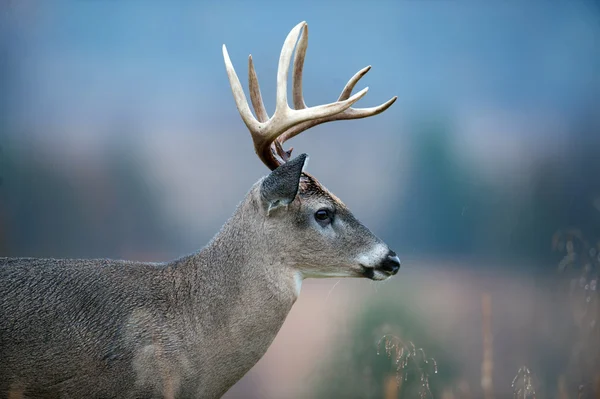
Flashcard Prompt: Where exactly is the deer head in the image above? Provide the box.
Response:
[222,21,400,281]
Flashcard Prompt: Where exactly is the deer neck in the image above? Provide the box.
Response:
[195,192,300,303]
[169,193,299,374]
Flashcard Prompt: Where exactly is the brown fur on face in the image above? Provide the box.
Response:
[255,170,389,280]
[298,172,346,208]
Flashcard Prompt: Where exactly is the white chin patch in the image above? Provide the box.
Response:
[356,243,389,268]
[294,272,303,295]
[303,270,357,279]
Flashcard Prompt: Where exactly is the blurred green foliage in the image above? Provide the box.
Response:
[311,293,459,398]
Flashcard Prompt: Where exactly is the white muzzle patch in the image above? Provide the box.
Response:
[356,243,389,268]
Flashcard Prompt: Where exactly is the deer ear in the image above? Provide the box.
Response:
[260,153,308,213]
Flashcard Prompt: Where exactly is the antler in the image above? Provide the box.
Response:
[222,21,397,170]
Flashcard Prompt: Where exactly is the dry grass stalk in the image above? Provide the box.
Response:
[481,293,494,399]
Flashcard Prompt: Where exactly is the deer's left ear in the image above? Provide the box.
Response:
[260,154,308,213]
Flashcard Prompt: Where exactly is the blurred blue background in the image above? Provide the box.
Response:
[1,1,599,398]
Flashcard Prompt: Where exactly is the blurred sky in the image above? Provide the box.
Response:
[1,0,599,254]
[2,0,600,158]
[4,1,599,132]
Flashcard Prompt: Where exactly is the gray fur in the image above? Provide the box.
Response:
[0,164,396,398]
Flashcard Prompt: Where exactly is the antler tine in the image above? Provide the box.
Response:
[292,22,309,110]
[222,44,260,133]
[248,55,268,123]
[275,28,397,158]
[273,22,301,117]
[337,65,372,101]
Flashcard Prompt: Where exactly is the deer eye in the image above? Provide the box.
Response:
[314,208,333,225]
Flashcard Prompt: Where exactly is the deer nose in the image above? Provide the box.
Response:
[380,250,400,275]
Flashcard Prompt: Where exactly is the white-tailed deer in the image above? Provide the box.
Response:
[0,21,399,398]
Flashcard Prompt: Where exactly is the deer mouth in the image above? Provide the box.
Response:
[360,265,395,281]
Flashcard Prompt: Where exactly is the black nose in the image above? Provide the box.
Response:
[380,250,401,275]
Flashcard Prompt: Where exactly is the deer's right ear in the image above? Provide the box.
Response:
[260,154,308,214]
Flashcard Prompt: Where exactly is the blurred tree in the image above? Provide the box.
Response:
[100,123,182,259]
[0,127,180,260]
[0,8,18,256]
[389,113,481,256]
[512,117,600,263]
[0,137,85,257]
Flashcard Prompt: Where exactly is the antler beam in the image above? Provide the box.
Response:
[222,21,397,170]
